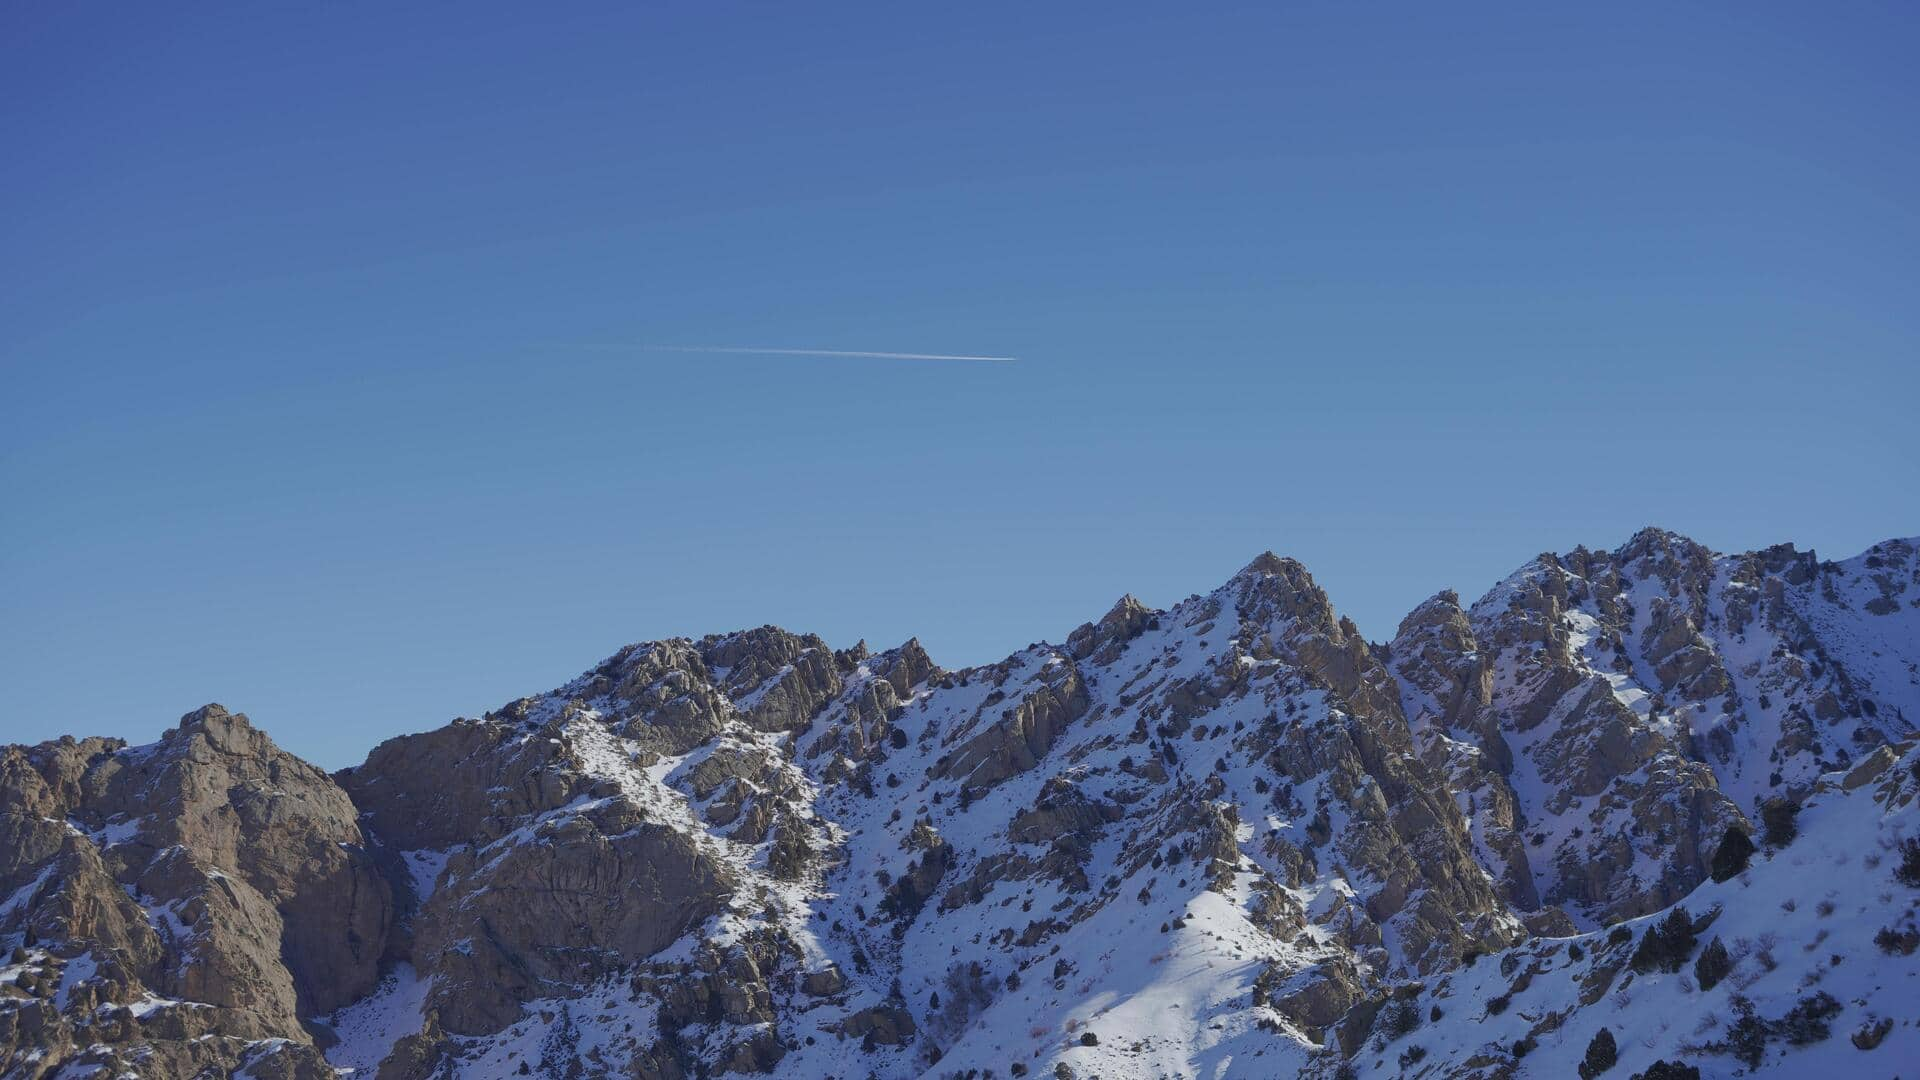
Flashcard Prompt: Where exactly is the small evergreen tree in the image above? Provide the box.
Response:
[1381,998,1422,1040]
[1630,907,1697,974]
[1663,907,1696,951]
[1895,837,1920,888]
[1708,827,1755,882]
[1760,798,1799,847]
[1720,996,1767,1069]
[1693,937,1731,991]
[1578,1028,1618,1079]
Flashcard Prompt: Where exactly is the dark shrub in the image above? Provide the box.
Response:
[1709,827,1755,882]
[1486,993,1510,1016]
[1381,998,1421,1040]
[1511,1036,1536,1059]
[1632,1063,1701,1080]
[1397,1046,1427,1068]
[1693,937,1731,991]
[1852,1016,1893,1051]
[1719,998,1768,1069]
[1874,922,1920,955]
[1896,837,1920,888]
[1079,1032,1098,1047]
[1578,1028,1618,1079]
[1760,798,1799,847]
[1777,991,1841,1046]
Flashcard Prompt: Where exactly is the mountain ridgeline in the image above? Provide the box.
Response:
[4,529,1919,1079]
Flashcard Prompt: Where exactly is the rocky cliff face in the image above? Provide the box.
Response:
[3,530,1916,1079]
[0,705,389,1079]
[1388,530,1919,930]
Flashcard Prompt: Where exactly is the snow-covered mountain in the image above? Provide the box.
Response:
[4,530,1917,1079]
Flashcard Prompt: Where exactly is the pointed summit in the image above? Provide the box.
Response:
[1224,550,1337,641]
[1393,589,1468,641]
[1235,550,1298,580]
[1066,593,1154,661]
[1617,525,1712,563]
[170,702,268,755]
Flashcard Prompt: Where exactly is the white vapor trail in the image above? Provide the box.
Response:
[571,344,1018,363]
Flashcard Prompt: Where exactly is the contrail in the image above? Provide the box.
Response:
[566,344,1018,363]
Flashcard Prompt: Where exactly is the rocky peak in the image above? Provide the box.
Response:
[697,625,843,732]
[871,636,939,696]
[1237,549,1295,578]
[1394,588,1465,634]
[1388,590,1486,733]
[1219,556,1400,725]
[0,708,391,1079]
[1065,593,1153,662]
[173,700,254,747]
[1228,551,1336,632]
[1616,523,1713,567]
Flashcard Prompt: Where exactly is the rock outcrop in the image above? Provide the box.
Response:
[0,706,390,1078]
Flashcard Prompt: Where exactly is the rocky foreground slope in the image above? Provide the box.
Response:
[3,529,1917,1079]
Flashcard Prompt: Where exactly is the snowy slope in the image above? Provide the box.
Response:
[1342,738,1920,1079]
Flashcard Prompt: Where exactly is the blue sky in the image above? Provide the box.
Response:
[4,3,1915,767]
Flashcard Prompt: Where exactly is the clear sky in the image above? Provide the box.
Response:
[4,3,1916,768]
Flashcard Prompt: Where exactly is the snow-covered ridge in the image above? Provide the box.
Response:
[3,530,1916,1079]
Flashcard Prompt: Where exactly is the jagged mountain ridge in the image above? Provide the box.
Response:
[3,528,1916,1079]
[1389,531,1919,929]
